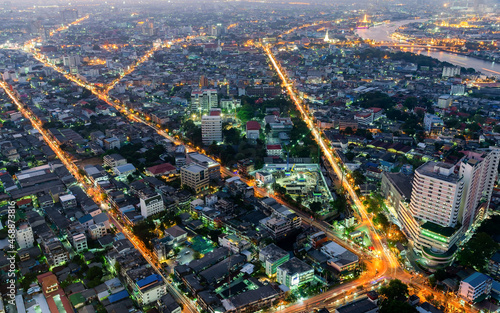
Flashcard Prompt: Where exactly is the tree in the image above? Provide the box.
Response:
[457,232,498,271]
[379,279,417,313]
[352,170,365,185]
[6,165,18,175]
[236,104,254,123]
[265,123,271,135]
[373,213,390,231]
[403,97,418,110]
[309,201,323,213]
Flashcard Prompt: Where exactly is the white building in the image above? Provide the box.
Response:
[437,95,452,108]
[442,66,460,78]
[410,162,464,228]
[246,121,261,141]
[201,109,222,144]
[63,55,81,67]
[202,89,218,111]
[398,147,500,268]
[191,89,218,111]
[423,113,444,133]
[186,152,220,180]
[113,163,136,179]
[71,233,88,253]
[458,272,492,303]
[135,274,166,304]
[140,193,165,218]
[103,154,127,168]
[450,84,466,96]
[16,223,34,249]
[321,241,359,272]
[256,171,274,185]
[60,194,77,210]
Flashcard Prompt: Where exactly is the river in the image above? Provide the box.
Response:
[356,19,500,76]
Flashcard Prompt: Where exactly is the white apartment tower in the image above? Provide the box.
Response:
[399,147,500,268]
[410,162,464,228]
[201,109,222,145]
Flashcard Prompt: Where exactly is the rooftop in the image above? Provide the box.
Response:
[421,221,456,238]
[260,243,289,263]
[463,272,490,288]
[246,121,261,131]
[384,172,413,200]
[181,164,207,174]
[278,257,313,275]
[336,298,378,313]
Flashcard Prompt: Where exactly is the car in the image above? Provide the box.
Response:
[184,250,190,255]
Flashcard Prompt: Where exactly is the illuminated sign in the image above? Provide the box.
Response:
[421,230,448,243]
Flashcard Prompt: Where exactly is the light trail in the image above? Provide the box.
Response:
[263,44,399,273]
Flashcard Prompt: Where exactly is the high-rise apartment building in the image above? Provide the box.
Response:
[201,109,222,145]
[396,147,500,268]
[191,89,218,112]
[63,55,81,68]
[410,162,464,228]
[202,89,218,111]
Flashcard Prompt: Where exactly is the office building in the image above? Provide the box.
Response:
[181,164,209,194]
[410,162,464,228]
[201,109,222,145]
[276,257,314,288]
[140,193,165,218]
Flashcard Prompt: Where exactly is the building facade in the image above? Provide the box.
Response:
[16,223,34,249]
[140,193,165,218]
[201,109,222,144]
[181,164,209,194]
[276,257,314,288]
